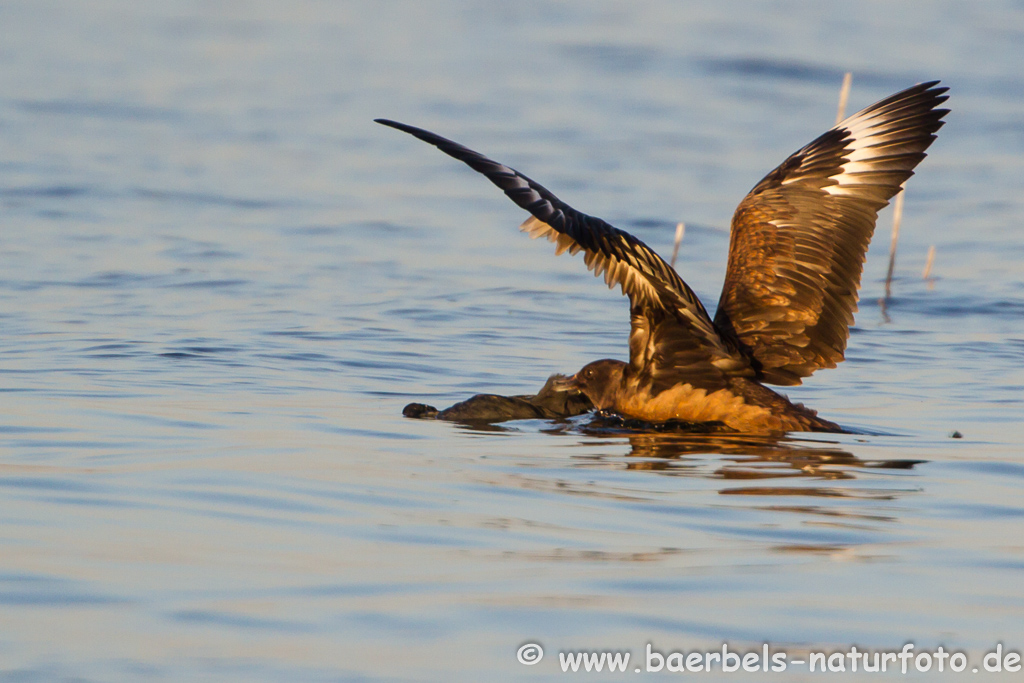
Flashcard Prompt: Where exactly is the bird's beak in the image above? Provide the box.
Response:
[549,373,581,393]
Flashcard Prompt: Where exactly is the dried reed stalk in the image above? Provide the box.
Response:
[883,189,905,299]
[922,245,936,280]
[835,72,853,124]
[669,222,685,269]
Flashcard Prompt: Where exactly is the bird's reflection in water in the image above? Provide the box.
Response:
[456,413,924,488]
[616,430,920,485]
[453,416,921,558]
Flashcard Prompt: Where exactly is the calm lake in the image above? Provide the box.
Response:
[1,1,1023,681]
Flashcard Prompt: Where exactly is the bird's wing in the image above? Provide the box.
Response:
[713,81,949,385]
[376,118,750,391]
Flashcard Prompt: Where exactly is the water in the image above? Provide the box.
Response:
[1,1,1023,680]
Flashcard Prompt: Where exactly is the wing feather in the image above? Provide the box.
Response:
[376,118,750,390]
[714,81,948,385]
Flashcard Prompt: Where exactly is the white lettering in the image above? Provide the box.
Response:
[846,646,859,672]
[984,644,1003,672]
[646,644,664,672]
[722,644,740,672]
[898,643,914,674]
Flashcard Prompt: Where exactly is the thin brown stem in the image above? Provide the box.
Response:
[835,72,853,125]
[883,189,904,300]
[669,222,685,269]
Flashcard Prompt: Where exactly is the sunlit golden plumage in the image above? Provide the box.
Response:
[379,81,948,432]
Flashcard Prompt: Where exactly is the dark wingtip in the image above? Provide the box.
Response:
[921,79,949,99]
[915,80,946,96]
[919,81,950,109]
[373,118,461,154]
[375,118,425,136]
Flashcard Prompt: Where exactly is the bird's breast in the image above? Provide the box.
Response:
[614,382,793,432]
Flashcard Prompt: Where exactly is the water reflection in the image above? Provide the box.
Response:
[455,421,921,564]
[462,416,924,487]
[611,431,923,482]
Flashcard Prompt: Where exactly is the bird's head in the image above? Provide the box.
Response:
[552,359,627,410]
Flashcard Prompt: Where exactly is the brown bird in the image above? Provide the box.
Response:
[377,81,948,433]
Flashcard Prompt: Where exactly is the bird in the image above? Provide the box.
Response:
[377,81,948,433]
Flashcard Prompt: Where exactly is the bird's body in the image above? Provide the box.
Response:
[554,358,838,432]
[379,81,948,433]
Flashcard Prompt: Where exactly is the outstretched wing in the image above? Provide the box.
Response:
[714,81,949,385]
[376,118,750,390]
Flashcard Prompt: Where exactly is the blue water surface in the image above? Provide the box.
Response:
[1,1,1023,681]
